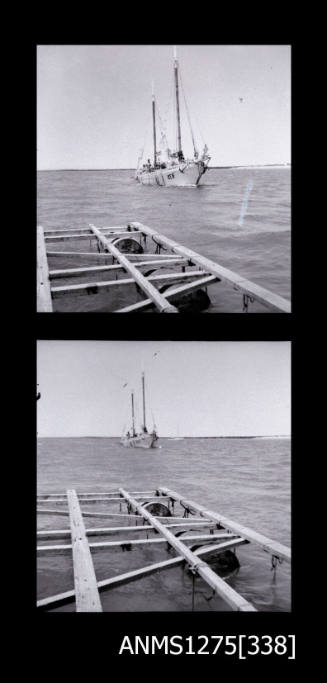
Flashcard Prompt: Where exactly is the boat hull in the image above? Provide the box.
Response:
[136,161,208,187]
[120,432,158,449]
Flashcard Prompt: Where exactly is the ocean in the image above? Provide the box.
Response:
[37,436,291,612]
[37,168,291,313]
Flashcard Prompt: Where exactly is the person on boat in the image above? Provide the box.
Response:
[126,430,130,438]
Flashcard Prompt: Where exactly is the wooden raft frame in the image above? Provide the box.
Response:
[37,487,291,612]
[37,223,291,313]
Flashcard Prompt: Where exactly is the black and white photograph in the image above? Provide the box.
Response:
[37,44,291,314]
[37,340,291,614]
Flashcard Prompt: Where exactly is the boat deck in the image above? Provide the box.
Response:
[37,222,291,313]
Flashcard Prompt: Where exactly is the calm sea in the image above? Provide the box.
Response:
[37,168,291,313]
[37,436,291,612]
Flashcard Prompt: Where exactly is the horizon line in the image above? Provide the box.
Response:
[37,434,291,439]
[37,163,291,172]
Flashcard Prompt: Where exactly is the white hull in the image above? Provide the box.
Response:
[136,160,208,187]
[120,432,158,449]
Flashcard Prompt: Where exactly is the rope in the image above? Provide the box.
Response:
[152,236,167,253]
[243,294,255,312]
[192,573,195,611]
[188,560,207,574]
[271,555,283,571]
[179,70,198,158]
[137,115,151,168]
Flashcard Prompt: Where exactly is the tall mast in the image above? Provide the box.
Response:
[152,81,157,168]
[174,46,183,160]
[142,372,147,431]
[131,392,136,436]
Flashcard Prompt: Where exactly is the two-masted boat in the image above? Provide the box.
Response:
[120,372,158,449]
[135,47,210,187]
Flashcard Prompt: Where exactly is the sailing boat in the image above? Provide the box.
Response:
[135,47,210,187]
[120,372,158,449]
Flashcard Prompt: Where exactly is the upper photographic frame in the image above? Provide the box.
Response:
[37,45,291,314]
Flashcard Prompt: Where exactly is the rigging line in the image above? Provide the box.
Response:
[139,114,151,163]
[192,109,206,147]
[161,74,174,143]
[179,70,198,157]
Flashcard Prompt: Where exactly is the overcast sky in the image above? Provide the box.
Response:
[37,341,291,437]
[37,45,291,169]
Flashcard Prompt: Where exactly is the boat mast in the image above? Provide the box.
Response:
[174,46,183,161]
[142,372,147,432]
[152,81,157,168]
[131,392,136,436]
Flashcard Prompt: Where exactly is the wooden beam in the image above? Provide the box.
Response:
[46,251,113,258]
[37,537,246,610]
[37,490,158,498]
[67,489,102,612]
[37,521,216,539]
[45,230,141,242]
[51,270,208,298]
[49,257,187,280]
[115,274,217,313]
[37,508,142,519]
[37,495,171,504]
[37,508,205,522]
[44,228,93,234]
[158,487,291,563]
[129,222,291,313]
[37,532,237,554]
[37,226,53,312]
[89,224,178,313]
[45,233,97,242]
[119,488,256,611]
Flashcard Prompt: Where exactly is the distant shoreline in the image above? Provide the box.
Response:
[38,435,290,440]
[37,164,291,172]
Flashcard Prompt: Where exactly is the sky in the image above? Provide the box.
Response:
[37,45,291,169]
[37,341,291,438]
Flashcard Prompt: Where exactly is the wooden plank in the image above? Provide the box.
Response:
[101,225,134,235]
[49,257,187,280]
[129,222,291,313]
[37,521,216,539]
[44,228,93,234]
[102,231,143,239]
[37,538,246,610]
[45,230,141,242]
[119,488,256,611]
[37,490,158,498]
[158,487,291,563]
[37,532,237,554]
[67,489,102,612]
[37,495,172,504]
[115,274,217,313]
[37,507,205,521]
[51,270,208,298]
[37,226,53,312]
[89,224,178,313]
[45,233,97,242]
[46,251,114,258]
[37,508,143,519]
